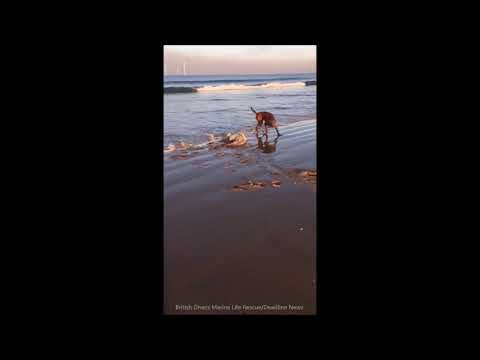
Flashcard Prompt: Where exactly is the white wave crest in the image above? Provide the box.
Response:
[196,81,306,92]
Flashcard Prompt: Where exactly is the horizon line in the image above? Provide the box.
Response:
[164,71,316,76]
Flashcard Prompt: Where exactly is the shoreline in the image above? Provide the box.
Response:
[164,119,317,315]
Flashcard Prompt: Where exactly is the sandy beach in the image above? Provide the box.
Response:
[164,119,317,315]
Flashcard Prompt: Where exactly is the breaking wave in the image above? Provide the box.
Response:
[164,80,315,94]
[163,80,317,94]
[197,81,306,92]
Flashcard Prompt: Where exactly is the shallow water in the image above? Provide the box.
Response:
[164,73,316,146]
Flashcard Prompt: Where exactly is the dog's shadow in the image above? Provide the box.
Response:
[256,134,280,154]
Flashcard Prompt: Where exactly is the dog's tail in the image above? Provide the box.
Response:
[250,107,257,114]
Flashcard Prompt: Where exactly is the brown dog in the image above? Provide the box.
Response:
[250,107,282,137]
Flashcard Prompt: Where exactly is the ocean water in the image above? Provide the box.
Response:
[163,73,316,146]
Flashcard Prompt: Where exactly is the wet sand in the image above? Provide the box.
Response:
[164,119,317,315]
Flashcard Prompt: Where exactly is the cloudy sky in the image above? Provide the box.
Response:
[164,45,316,75]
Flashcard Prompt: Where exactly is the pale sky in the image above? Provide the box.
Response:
[164,45,316,75]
